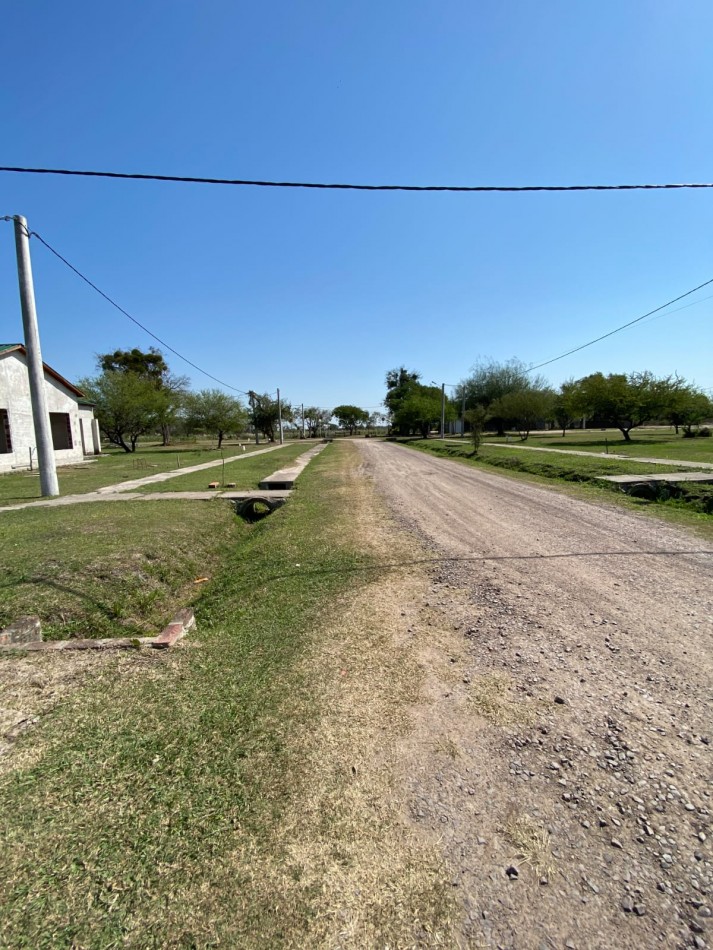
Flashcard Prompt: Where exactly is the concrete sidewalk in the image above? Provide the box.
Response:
[476,441,713,470]
[0,443,296,513]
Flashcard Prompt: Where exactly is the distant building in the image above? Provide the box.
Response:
[0,343,100,473]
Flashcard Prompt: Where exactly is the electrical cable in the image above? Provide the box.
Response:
[2,165,713,193]
[29,229,251,395]
[526,276,713,373]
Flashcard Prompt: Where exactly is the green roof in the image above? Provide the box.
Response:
[0,344,22,353]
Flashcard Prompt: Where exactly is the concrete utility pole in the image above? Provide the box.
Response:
[248,391,259,444]
[461,389,467,438]
[440,382,446,440]
[13,215,59,497]
[301,403,305,439]
[276,388,284,444]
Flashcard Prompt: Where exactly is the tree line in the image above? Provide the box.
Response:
[385,360,713,442]
[78,349,381,451]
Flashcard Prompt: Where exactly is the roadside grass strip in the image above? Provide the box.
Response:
[127,441,316,493]
[0,443,454,948]
[403,439,713,514]
[0,441,269,506]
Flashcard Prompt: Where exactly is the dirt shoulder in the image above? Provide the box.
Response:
[358,440,712,950]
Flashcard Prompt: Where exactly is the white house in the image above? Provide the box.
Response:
[0,343,100,474]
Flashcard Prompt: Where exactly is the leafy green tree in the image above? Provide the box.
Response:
[249,393,293,442]
[663,378,713,435]
[96,347,188,445]
[459,359,547,436]
[464,406,488,454]
[552,379,580,437]
[184,390,248,448]
[297,406,331,438]
[78,371,169,452]
[333,405,369,435]
[569,372,666,441]
[490,387,556,440]
[390,384,456,438]
[384,367,421,434]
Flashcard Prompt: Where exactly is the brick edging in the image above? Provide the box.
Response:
[0,609,196,653]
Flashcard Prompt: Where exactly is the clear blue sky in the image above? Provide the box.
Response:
[2,0,712,412]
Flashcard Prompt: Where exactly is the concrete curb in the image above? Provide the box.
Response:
[0,609,196,653]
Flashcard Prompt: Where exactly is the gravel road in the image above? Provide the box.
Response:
[359,440,712,950]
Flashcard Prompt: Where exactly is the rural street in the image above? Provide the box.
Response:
[359,440,712,949]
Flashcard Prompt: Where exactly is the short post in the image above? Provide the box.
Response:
[13,216,59,496]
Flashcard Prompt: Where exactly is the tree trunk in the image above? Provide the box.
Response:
[217,430,224,449]
[619,427,632,442]
[161,423,171,446]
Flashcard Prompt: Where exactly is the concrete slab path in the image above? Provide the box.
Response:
[467,440,713,470]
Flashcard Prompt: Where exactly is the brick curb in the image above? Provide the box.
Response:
[0,609,195,653]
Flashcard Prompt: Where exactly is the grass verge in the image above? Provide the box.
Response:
[0,500,240,640]
[130,441,316,492]
[0,440,273,506]
[0,442,454,948]
[398,439,713,535]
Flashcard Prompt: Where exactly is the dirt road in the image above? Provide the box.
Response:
[359,440,712,949]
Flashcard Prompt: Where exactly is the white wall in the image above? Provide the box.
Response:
[0,350,99,473]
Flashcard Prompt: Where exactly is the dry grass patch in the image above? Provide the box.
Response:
[503,812,555,881]
[467,672,542,727]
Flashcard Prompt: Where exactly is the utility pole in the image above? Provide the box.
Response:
[276,388,284,444]
[301,403,305,439]
[248,391,259,444]
[12,216,59,497]
[461,388,467,438]
[440,382,446,440]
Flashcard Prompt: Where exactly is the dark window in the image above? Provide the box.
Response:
[50,412,73,450]
[0,409,11,453]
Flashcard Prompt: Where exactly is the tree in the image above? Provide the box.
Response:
[569,371,667,441]
[333,405,369,435]
[184,390,248,448]
[552,379,580,437]
[489,387,556,440]
[384,366,422,434]
[96,347,188,445]
[249,393,293,442]
[78,371,169,452]
[459,359,547,436]
[663,378,713,435]
[464,406,487,454]
[297,406,331,438]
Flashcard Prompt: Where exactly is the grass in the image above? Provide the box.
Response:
[0,500,240,640]
[0,439,274,505]
[478,425,713,462]
[402,439,713,524]
[0,443,454,947]
[131,441,316,492]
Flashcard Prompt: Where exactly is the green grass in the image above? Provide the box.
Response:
[0,500,240,640]
[479,425,713,462]
[0,444,453,947]
[0,440,271,506]
[401,439,713,524]
[131,442,316,492]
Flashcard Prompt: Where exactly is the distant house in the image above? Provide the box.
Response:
[0,343,100,474]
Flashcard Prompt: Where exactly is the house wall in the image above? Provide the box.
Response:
[0,351,99,473]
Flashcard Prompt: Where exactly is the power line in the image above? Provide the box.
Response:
[526,276,713,373]
[3,165,713,193]
[28,229,251,395]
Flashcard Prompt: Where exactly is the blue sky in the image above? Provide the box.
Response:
[2,0,712,412]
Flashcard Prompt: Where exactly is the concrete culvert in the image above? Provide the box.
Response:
[235,497,279,521]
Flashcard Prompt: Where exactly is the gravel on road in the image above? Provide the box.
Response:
[359,440,712,950]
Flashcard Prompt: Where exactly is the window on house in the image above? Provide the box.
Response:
[50,412,73,450]
[0,409,11,453]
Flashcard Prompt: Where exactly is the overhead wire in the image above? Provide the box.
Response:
[525,275,713,373]
[28,229,251,395]
[2,165,713,193]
